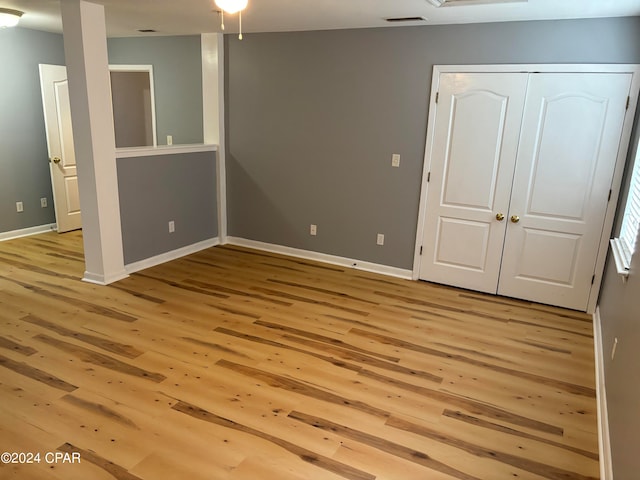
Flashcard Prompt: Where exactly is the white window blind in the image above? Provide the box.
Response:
[612,143,640,273]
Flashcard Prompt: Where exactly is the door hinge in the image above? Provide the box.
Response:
[591,274,596,285]
[427,171,431,182]
[626,96,630,111]
[435,92,439,104]
[608,189,612,202]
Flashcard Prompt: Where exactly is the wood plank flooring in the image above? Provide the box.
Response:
[0,231,599,479]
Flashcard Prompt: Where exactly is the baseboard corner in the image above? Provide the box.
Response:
[124,237,220,275]
[593,306,614,480]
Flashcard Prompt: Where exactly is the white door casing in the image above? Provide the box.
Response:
[39,64,82,233]
[498,73,633,310]
[418,73,528,293]
[415,65,640,312]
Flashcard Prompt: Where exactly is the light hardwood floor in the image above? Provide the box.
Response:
[0,231,599,479]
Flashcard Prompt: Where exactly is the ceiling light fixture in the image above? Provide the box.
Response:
[0,8,23,28]
[426,0,528,5]
[214,0,248,40]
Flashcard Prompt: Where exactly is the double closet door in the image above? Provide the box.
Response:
[418,70,633,311]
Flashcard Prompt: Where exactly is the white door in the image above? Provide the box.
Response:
[498,73,632,310]
[419,73,528,293]
[39,64,82,233]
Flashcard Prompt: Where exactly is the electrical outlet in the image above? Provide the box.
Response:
[41,197,47,208]
[168,220,175,233]
[392,154,400,167]
[310,224,317,236]
[377,233,385,245]
[167,135,173,146]
[16,201,23,213]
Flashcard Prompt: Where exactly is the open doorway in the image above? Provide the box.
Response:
[38,64,157,233]
[109,66,157,148]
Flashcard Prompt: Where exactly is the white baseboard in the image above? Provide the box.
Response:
[125,237,220,275]
[82,269,129,286]
[593,307,614,480]
[225,236,413,280]
[0,223,56,242]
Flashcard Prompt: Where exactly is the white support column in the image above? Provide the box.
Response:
[61,0,128,285]
[202,33,227,242]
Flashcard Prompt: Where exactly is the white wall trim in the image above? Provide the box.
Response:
[116,143,217,158]
[124,237,220,275]
[201,33,227,243]
[422,64,640,74]
[593,307,614,480]
[201,34,221,145]
[82,269,129,285]
[216,34,227,242]
[226,237,413,280]
[0,223,57,242]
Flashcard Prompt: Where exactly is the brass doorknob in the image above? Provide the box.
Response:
[51,156,61,164]
[495,213,505,221]
[510,215,520,223]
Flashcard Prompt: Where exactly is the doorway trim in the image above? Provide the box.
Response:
[412,63,640,313]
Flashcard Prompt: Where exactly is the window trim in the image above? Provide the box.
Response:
[611,137,640,279]
[610,238,630,278]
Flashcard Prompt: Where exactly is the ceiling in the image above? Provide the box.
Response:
[7,0,640,37]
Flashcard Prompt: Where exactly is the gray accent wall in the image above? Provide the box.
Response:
[0,28,64,234]
[117,151,217,265]
[108,36,204,146]
[598,119,640,479]
[225,17,640,270]
[1,31,204,237]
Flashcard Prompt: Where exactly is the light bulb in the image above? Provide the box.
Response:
[214,0,248,15]
[0,8,23,28]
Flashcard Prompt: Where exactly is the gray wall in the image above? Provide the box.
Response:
[0,31,204,236]
[225,17,640,270]
[598,118,640,480]
[109,36,211,265]
[0,28,64,233]
[117,151,217,264]
[108,36,203,146]
[111,71,153,148]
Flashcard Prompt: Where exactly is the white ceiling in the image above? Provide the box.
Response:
[7,0,640,37]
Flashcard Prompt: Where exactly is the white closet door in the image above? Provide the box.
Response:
[419,73,528,293]
[498,73,632,310]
